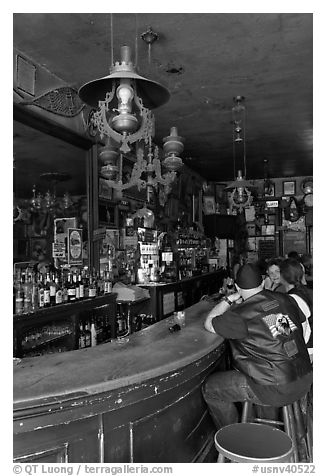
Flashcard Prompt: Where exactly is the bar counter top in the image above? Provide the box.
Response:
[14,299,222,407]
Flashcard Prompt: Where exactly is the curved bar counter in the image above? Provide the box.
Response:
[14,300,226,463]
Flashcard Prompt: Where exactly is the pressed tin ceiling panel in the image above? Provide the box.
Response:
[13,13,313,187]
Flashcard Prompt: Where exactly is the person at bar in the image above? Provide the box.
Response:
[280,258,313,359]
[202,263,312,429]
[264,257,287,292]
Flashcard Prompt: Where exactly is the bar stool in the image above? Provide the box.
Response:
[241,399,310,462]
[214,423,293,463]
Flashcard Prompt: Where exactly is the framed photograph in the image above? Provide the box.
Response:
[203,196,216,215]
[264,182,275,197]
[282,180,296,196]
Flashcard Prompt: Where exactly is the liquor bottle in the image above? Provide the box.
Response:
[49,273,56,306]
[90,321,97,347]
[78,323,86,349]
[38,273,45,309]
[88,274,97,298]
[116,311,127,336]
[62,271,68,303]
[23,273,32,313]
[67,273,76,302]
[78,272,84,299]
[82,269,89,299]
[44,273,51,308]
[104,268,112,294]
[55,275,63,305]
[84,322,91,347]
[15,273,24,315]
[95,316,103,344]
[31,272,39,312]
[73,272,80,300]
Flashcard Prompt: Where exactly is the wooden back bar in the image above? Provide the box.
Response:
[13,299,226,463]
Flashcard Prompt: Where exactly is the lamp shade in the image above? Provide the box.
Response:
[78,46,170,109]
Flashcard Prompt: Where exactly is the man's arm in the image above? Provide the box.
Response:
[204,292,241,333]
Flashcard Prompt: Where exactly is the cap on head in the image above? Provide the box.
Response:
[236,263,263,290]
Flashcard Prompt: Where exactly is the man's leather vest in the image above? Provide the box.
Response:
[289,285,313,347]
[229,290,312,386]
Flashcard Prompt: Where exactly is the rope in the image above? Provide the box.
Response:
[135,13,138,67]
[243,106,247,178]
[110,13,114,66]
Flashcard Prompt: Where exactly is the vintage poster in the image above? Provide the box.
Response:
[67,228,83,265]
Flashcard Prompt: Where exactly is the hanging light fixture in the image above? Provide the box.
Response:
[226,96,253,211]
[78,18,184,200]
[78,45,169,154]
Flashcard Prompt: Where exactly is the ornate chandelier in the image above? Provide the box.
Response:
[226,96,253,211]
[99,125,184,200]
[79,45,184,200]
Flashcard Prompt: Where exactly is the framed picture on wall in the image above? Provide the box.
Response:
[282,180,296,196]
[203,196,216,215]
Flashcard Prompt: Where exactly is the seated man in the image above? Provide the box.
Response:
[202,263,313,429]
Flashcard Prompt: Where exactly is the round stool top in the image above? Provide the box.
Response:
[214,423,293,462]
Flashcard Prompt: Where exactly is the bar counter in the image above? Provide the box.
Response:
[14,299,226,463]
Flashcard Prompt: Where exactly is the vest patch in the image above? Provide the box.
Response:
[262,313,297,338]
[284,339,299,357]
[261,300,279,312]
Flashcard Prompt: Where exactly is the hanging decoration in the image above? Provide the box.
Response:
[226,96,253,211]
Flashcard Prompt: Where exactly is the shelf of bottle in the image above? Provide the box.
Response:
[13,293,117,320]
[22,331,73,352]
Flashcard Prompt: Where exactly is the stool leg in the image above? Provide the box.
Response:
[241,401,251,423]
[293,400,310,462]
[217,453,226,463]
[283,405,299,463]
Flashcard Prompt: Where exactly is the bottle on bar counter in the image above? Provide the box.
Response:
[78,271,84,299]
[14,272,24,315]
[67,273,76,302]
[90,321,97,347]
[44,273,51,308]
[88,274,97,298]
[73,272,80,300]
[23,273,32,313]
[38,273,45,309]
[54,274,63,305]
[78,323,86,349]
[49,273,56,306]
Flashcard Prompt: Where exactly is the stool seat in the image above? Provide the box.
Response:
[214,423,293,463]
[241,397,312,462]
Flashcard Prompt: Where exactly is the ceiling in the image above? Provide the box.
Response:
[13,13,313,191]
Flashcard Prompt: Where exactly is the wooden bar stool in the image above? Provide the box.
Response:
[241,399,311,462]
[214,423,293,463]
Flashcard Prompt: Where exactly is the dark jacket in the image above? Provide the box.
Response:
[213,289,312,404]
[228,290,312,387]
[289,285,313,347]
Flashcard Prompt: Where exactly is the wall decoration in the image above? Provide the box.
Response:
[20,86,85,117]
[67,228,83,265]
[263,182,275,197]
[282,180,296,196]
[203,196,216,215]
